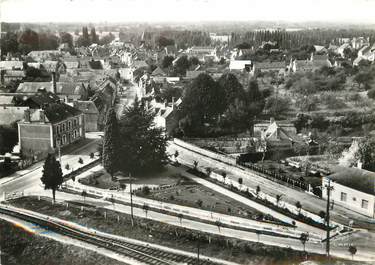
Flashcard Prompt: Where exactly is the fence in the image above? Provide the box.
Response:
[174,138,310,192]
[173,138,236,165]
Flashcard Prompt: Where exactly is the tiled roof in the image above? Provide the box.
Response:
[17,82,86,96]
[43,103,82,123]
[328,167,375,195]
[256,61,286,69]
[73,100,99,114]
[0,61,24,70]
[0,96,14,106]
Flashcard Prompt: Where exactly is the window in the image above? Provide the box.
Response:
[74,130,78,138]
[62,134,67,145]
[340,192,347,202]
[62,123,66,132]
[362,200,369,209]
[68,121,71,130]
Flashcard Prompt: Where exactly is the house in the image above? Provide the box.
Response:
[153,98,182,135]
[119,67,134,81]
[151,66,166,77]
[322,168,375,218]
[0,60,24,70]
[254,118,297,138]
[41,60,66,74]
[132,60,149,69]
[229,60,252,71]
[238,49,254,58]
[313,45,327,54]
[209,33,231,43]
[0,70,25,84]
[18,102,85,160]
[0,96,15,106]
[290,55,332,73]
[185,70,205,80]
[351,37,370,50]
[337,43,351,58]
[27,50,70,61]
[253,61,286,73]
[0,106,29,125]
[72,100,99,132]
[354,45,375,65]
[16,75,88,102]
[63,60,80,69]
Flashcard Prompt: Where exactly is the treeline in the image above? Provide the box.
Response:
[177,73,268,137]
[231,29,375,49]
[0,26,116,57]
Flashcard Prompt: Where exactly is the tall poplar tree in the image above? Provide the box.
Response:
[41,153,63,202]
[102,107,120,179]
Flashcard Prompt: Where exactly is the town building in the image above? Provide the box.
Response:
[72,100,99,132]
[229,60,252,71]
[18,102,85,160]
[322,168,375,218]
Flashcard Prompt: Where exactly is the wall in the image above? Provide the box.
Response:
[322,177,375,218]
[18,122,52,160]
[173,138,236,165]
[0,106,29,125]
[186,137,258,154]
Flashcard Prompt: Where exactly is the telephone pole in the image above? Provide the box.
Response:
[325,178,333,258]
[129,172,134,226]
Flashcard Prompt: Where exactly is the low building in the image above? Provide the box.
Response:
[229,60,252,71]
[18,103,85,160]
[252,61,286,73]
[72,100,99,132]
[0,60,24,70]
[322,168,375,218]
[153,98,181,135]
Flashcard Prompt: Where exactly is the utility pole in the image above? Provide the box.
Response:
[197,234,200,265]
[325,178,333,258]
[129,172,134,226]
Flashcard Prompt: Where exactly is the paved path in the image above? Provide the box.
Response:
[21,190,375,262]
[168,142,375,229]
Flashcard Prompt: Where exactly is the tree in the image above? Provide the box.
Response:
[299,232,309,252]
[41,153,63,202]
[295,201,302,215]
[181,73,226,126]
[354,71,373,90]
[157,36,174,47]
[118,99,168,174]
[275,194,283,207]
[217,73,244,105]
[18,29,39,54]
[188,56,200,67]
[264,96,291,118]
[100,32,115,45]
[173,55,190,76]
[256,185,261,198]
[59,32,73,48]
[246,79,265,116]
[221,171,227,183]
[348,245,357,260]
[367,88,375,99]
[161,55,174,69]
[0,32,19,56]
[355,137,375,172]
[102,108,120,179]
[0,125,18,155]
[81,190,88,203]
[90,27,99,44]
[38,33,59,50]
[77,27,90,47]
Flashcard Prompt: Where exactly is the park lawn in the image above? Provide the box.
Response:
[136,176,279,223]
[79,166,184,190]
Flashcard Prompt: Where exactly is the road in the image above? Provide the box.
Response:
[167,142,375,229]
[17,190,375,263]
[0,136,100,198]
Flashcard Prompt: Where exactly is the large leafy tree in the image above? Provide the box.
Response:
[181,73,226,126]
[356,137,375,172]
[59,32,74,48]
[0,32,19,56]
[41,153,63,202]
[217,73,244,105]
[102,107,120,178]
[246,78,265,116]
[118,99,168,174]
[18,29,39,54]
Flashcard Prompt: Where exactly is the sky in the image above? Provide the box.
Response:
[1,0,375,24]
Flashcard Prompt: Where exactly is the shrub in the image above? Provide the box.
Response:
[367,88,375,99]
[142,186,151,195]
[196,199,203,207]
[78,157,83,164]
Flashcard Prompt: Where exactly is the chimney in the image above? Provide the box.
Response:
[24,109,31,122]
[51,72,57,94]
[39,109,45,123]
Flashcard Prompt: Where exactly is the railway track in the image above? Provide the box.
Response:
[0,206,222,265]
